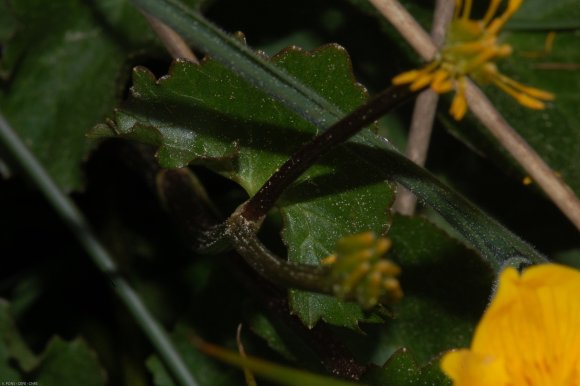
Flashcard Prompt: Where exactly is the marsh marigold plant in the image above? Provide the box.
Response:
[393,0,554,120]
[441,264,580,386]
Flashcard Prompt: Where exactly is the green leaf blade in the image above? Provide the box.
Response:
[104,45,395,328]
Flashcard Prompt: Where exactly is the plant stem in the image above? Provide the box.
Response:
[369,0,437,61]
[0,113,198,386]
[226,209,332,292]
[465,84,580,229]
[369,0,580,231]
[241,84,417,221]
[142,12,200,63]
[395,0,454,215]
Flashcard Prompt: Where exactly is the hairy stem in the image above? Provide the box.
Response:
[241,84,417,221]
[226,209,332,293]
[370,0,580,231]
[0,113,198,386]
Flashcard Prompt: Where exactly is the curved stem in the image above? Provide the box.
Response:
[0,113,198,386]
[241,84,418,221]
[226,209,332,293]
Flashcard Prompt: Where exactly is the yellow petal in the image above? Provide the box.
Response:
[486,0,523,35]
[470,264,580,385]
[410,73,434,91]
[495,73,555,100]
[482,0,502,25]
[450,93,467,120]
[441,349,510,386]
[449,77,467,120]
[517,94,545,110]
[459,0,473,20]
[431,69,454,93]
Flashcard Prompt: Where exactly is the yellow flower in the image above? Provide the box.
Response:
[393,0,554,120]
[440,264,580,386]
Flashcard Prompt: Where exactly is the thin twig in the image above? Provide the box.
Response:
[466,84,580,228]
[369,0,580,231]
[0,113,199,386]
[395,0,454,215]
[143,12,200,63]
[236,325,258,386]
[369,0,436,61]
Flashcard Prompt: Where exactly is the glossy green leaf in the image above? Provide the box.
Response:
[0,0,157,191]
[103,0,547,328]
[124,0,547,269]
[96,46,394,329]
[97,41,546,327]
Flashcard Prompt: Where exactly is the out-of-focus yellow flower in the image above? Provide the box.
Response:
[322,232,402,309]
[440,264,580,386]
[393,0,554,120]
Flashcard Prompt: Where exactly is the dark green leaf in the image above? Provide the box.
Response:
[97,46,394,328]
[499,29,580,195]
[554,248,580,269]
[244,307,301,362]
[0,301,105,385]
[0,0,157,191]
[384,215,492,362]
[35,338,106,386]
[0,300,37,377]
[122,0,547,271]
[362,348,449,386]
[337,216,490,384]
[0,1,17,46]
[443,0,580,197]
[508,0,580,29]
[99,44,545,326]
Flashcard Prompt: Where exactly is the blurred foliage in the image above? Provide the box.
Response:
[0,0,578,385]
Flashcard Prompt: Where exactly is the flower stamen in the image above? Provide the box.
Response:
[486,0,523,35]
[482,0,503,25]
[460,0,474,20]
[391,0,553,120]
